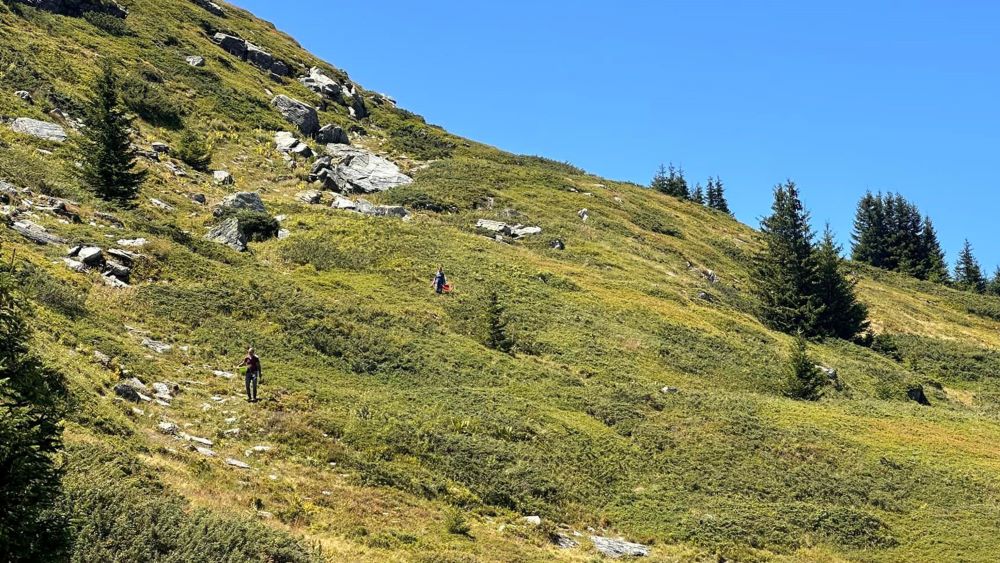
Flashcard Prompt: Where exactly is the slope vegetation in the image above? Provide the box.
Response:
[2,1,1000,561]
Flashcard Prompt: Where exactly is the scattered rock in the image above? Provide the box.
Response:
[150,198,174,211]
[186,55,206,67]
[550,239,565,250]
[330,194,356,210]
[213,170,234,185]
[223,428,240,437]
[475,219,541,240]
[246,445,272,456]
[11,219,65,245]
[213,192,265,217]
[191,0,224,16]
[523,516,542,526]
[212,370,235,379]
[555,534,579,549]
[141,337,172,354]
[697,291,714,302]
[661,386,679,394]
[213,33,247,58]
[320,144,412,193]
[117,238,147,248]
[93,350,112,368]
[907,385,931,406]
[190,193,207,204]
[95,211,124,228]
[11,118,68,142]
[299,67,345,101]
[114,383,142,402]
[62,258,86,273]
[271,95,319,136]
[295,189,323,204]
[590,535,650,558]
[14,90,33,104]
[77,246,104,266]
[158,421,179,435]
[316,124,349,145]
[195,446,216,457]
[181,433,213,447]
[151,142,170,154]
[205,217,247,251]
[225,458,251,469]
[578,208,590,221]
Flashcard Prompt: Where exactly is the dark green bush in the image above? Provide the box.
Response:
[16,263,88,319]
[234,210,279,242]
[388,123,455,160]
[174,128,212,171]
[121,75,185,129]
[82,11,132,36]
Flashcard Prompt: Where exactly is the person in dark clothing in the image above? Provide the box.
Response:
[236,347,261,402]
[432,266,447,294]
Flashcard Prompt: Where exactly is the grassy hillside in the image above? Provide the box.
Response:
[3,0,1000,561]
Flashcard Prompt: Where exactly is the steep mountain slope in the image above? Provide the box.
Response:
[3,1,1000,561]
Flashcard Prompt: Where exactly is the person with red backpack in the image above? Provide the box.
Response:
[236,347,262,402]
[431,266,449,294]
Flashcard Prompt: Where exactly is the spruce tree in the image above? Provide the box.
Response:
[706,176,732,214]
[813,226,869,340]
[954,239,986,293]
[0,268,69,561]
[753,181,822,335]
[650,164,669,194]
[690,183,705,205]
[175,128,213,171]
[784,336,826,401]
[664,163,689,198]
[987,267,1000,297]
[919,216,949,283]
[851,191,888,268]
[78,60,146,203]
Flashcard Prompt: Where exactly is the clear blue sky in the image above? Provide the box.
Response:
[234,0,1000,270]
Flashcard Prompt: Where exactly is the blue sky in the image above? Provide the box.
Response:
[234,0,1000,270]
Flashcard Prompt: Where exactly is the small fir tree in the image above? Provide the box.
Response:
[175,128,213,171]
[706,176,732,214]
[650,164,669,193]
[987,267,1000,297]
[813,226,869,340]
[919,216,949,283]
[78,60,146,203]
[690,183,705,205]
[954,239,986,293]
[784,336,826,401]
[752,181,822,336]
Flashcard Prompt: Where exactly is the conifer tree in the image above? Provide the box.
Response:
[706,176,732,214]
[0,267,69,560]
[813,226,869,340]
[650,164,669,194]
[954,239,986,293]
[784,336,826,401]
[78,60,146,203]
[753,181,822,335]
[664,163,689,198]
[919,216,949,283]
[851,191,889,268]
[987,267,1000,297]
[175,128,213,171]
[690,183,705,205]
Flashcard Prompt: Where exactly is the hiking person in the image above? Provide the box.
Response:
[431,266,448,294]
[236,347,261,402]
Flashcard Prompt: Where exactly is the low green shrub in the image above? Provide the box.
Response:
[82,11,131,36]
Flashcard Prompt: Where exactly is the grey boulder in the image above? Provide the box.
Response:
[191,0,224,16]
[316,124,349,145]
[590,536,650,558]
[271,95,319,136]
[11,219,65,245]
[205,217,247,251]
[322,144,412,193]
[11,118,67,142]
[186,55,205,67]
[213,170,234,185]
[213,192,266,217]
[214,33,247,59]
